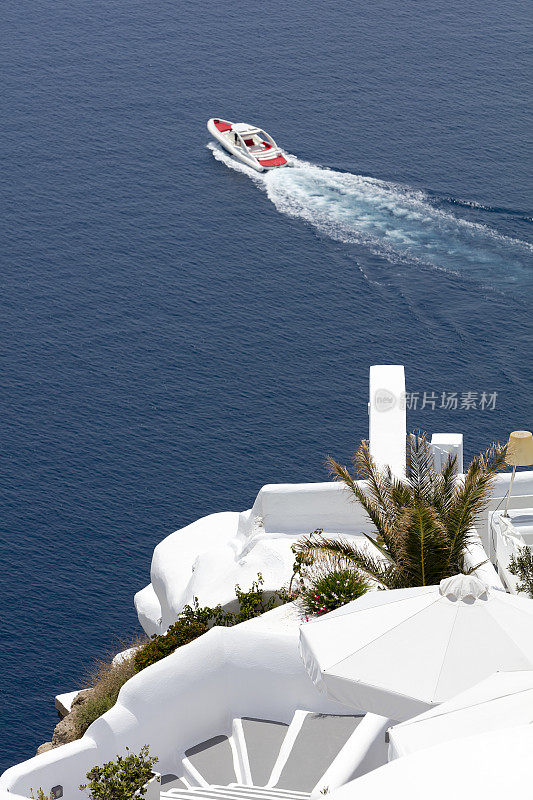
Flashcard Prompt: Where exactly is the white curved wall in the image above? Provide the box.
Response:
[135,510,241,632]
[136,483,377,633]
[0,606,356,800]
[135,471,529,634]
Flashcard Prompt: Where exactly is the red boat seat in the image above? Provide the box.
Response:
[257,155,287,167]
[262,141,272,149]
[214,119,232,132]
[244,138,255,146]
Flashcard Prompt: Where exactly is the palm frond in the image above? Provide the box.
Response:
[395,502,450,586]
[446,442,506,563]
[292,533,393,587]
[326,455,391,540]
[298,433,507,593]
[463,559,489,575]
[405,431,438,501]
[432,451,458,516]
[353,441,397,523]
[390,474,413,510]
[362,532,395,564]
[481,442,508,473]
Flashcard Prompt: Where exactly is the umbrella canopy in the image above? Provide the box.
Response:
[330,723,533,800]
[299,574,533,721]
[388,670,533,758]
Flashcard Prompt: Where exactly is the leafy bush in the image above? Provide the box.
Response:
[31,789,54,800]
[508,546,533,597]
[79,745,158,800]
[134,574,288,672]
[232,576,289,623]
[299,566,369,616]
[134,610,212,672]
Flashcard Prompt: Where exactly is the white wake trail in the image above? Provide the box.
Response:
[207,143,532,282]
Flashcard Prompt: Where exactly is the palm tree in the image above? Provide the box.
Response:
[293,432,506,589]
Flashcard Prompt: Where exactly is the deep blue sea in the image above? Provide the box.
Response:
[1,0,532,770]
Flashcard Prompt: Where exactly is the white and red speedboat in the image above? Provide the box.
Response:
[207,118,289,172]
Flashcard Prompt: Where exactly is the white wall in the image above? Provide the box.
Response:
[135,511,241,633]
[135,468,532,634]
[245,482,375,537]
[0,607,356,800]
[136,482,376,634]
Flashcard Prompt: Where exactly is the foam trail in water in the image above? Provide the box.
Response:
[208,143,532,287]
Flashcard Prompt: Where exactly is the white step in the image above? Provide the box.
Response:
[163,789,305,800]
[228,787,309,799]
[161,788,310,800]
[274,714,363,792]
[240,719,289,787]
[184,735,237,787]
[207,787,309,800]
[167,712,358,797]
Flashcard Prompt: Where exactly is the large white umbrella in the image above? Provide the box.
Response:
[299,574,533,721]
[388,669,533,758]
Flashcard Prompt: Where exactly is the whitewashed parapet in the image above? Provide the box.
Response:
[244,482,375,537]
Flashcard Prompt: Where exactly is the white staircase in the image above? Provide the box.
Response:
[161,711,364,800]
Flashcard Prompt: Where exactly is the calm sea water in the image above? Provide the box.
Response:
[1,0,532,770]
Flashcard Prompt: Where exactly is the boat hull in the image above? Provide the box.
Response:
[207,118,288,172]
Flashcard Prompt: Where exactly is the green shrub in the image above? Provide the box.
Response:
[30,789,55,800]
[232,576,290,623]
[134,574,288,672]
[134,612,211,672]
[80,745,158,800]
[508,546,533,597]
[299,566,369,616]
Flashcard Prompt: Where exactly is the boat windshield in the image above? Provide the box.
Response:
[257,129,275,145]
